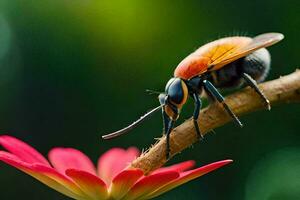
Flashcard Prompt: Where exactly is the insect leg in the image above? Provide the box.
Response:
[242,73,271,110]
[162,108,169,132]
[165,119,175,160]
[202,80,243,128]
[192,93,203,140]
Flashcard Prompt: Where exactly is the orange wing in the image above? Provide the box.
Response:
[208,33,284,71]
[174,33,284,80]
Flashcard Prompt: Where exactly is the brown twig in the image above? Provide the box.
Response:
[130,70,300,174]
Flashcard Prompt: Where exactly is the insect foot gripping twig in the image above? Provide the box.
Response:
[130,70,300,174]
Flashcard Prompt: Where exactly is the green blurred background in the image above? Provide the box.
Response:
[0,0,299,199]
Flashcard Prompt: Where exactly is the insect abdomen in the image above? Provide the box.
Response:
[208,48,271,89]
[241,48,271,83]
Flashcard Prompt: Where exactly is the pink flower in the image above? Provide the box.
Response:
[0,135,232,200]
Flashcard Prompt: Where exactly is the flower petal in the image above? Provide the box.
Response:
[66,169,108,200]
[49,147,97,175]
[0,135,50,166]
[147,159,233,199]
[151,160,195,174]
[0,151,86,200]
[109,169,144,199]
[97,147,139,184]
[123,171,179,200]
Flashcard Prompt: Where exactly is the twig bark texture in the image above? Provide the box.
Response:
[130,70,300,174]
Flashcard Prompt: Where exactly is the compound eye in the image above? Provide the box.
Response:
[167,79,184,104]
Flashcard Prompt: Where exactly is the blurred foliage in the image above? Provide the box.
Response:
[0,0,299,199]
[245,148,300,200]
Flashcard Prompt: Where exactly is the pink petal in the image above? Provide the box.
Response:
[0,135,50,166]
[0,151,86,200]
[151,160,195,174]
[123,171,179,200]
[97,147,139,184]
[147,159,233,199]
[109,169,144,199]
[49,147,97,175]
[66,169,108,200]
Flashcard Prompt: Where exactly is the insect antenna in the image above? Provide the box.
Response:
[102,105,163,139]
[146,89,162,95]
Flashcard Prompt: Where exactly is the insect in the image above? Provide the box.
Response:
[102,32,284,159]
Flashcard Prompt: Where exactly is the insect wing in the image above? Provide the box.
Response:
[209,33,284,71]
